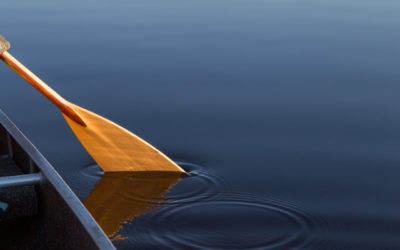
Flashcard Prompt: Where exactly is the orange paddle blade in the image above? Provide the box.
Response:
[63,103,185,172]
[0,38,185,173]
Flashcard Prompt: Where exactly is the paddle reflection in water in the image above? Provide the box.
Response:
[84,172,182,240]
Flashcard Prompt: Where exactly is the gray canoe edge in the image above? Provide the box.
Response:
[0,108,115,250]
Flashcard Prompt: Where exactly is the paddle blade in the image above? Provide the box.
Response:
[63,104,185,173]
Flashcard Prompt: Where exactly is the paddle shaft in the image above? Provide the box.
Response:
[0,51,86,126]
[0,35,186,173]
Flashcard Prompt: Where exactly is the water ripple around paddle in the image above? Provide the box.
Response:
[167,161,228,204]
[126,193,319,250]
[80,161,227,204]
[81,163,320,249]
[80,163,104,179]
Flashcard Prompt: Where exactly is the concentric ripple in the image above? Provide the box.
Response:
[166,161,227,204]
[81,163,319,249]
[133,193,318,250]
[80,161,227,204]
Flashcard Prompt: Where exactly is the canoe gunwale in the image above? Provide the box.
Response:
[0,108,114,250]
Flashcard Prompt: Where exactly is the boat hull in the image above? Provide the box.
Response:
[0,108,114,249]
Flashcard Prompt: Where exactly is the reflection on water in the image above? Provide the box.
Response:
[83,163,321,249]
[84,172,181,240]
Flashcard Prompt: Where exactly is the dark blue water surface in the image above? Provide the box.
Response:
[2,0,400,249]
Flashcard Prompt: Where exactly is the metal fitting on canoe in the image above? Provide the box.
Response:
[0,173,43,188]
[0,35,10,55]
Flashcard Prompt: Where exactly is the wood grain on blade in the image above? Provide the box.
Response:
[63,104,185,173]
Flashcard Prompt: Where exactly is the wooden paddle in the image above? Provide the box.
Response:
[0,35,185,173]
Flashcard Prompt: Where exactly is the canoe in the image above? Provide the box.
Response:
[0,108,115,250]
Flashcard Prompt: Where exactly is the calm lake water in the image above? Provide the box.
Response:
[1,0,400,249]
